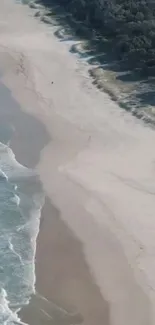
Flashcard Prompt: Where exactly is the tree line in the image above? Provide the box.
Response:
[42,0,155,76]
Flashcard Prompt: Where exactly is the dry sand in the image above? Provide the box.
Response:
[0,0,155,324]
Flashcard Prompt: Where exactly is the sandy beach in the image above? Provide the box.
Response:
[0,0,155,324]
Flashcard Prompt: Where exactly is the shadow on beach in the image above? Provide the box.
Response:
[27,0,155,126]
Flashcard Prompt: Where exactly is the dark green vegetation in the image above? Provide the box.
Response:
[39,0,155,77]
[34,0,155,122]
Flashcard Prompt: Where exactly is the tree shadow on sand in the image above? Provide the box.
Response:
[30,0,155,126]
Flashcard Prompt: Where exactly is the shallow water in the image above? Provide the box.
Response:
[0,142,44,325]
[0,75,45,324]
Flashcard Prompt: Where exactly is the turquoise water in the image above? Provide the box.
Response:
[0,142,44,325]
[0,79,45,323]
[0,1,47,323]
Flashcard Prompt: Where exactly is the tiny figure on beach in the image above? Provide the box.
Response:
[51,81,54,84]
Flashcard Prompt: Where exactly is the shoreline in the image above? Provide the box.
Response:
[27,0,155,126]
[0,63,111,325]
[0,6,111,325]
[2,75,110,324]
[0,1,155,324]
[20,197,110,325]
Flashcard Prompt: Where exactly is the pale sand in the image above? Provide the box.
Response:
[0,76,108,325]
[0,1,155,324]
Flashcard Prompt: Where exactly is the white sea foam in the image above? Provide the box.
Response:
[0,140,44,325]
[10,194,20,206]
[8,237,24,265]
[0,169,8,181]
[15,206,43,295]
[14,185,18,191]
[0,288,28,325]
[27,206,43,293]
[0,142,35,180]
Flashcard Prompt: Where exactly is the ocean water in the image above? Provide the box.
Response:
[0,140,44,325]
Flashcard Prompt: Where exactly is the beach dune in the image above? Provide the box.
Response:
[0,1,155,325]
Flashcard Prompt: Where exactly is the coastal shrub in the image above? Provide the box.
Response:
[39,0,155,76]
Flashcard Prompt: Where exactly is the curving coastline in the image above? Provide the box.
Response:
[0,1,155,325]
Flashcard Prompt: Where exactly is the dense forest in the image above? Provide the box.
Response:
[38,0,155,77]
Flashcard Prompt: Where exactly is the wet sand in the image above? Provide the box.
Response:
[10,108,110,324]
[0,67,110,325]
[0,4,110,325]
[0,1,155,325]
[21,197,110,325]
